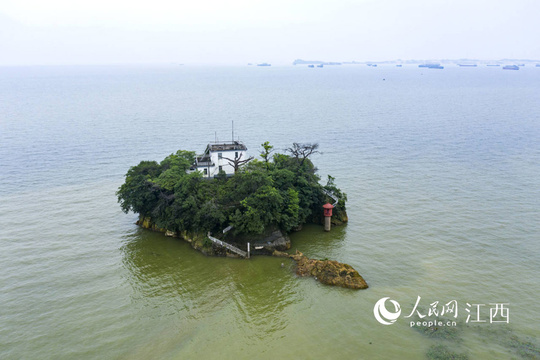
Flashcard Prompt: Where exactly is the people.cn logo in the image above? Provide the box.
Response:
[373,297,401,325]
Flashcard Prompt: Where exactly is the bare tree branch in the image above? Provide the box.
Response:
[222,152,254,173]
[286,142,321,165]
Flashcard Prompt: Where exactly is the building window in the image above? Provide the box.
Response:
[218,153,222,159]
[235,151,238,158]
[219,166,223,172]
[203,168,208,175]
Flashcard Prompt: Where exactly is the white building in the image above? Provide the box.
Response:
[189,141,248,178]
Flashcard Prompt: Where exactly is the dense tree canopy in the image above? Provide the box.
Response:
[117,143,347,239]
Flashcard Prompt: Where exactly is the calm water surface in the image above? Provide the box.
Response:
[1,65,539,359]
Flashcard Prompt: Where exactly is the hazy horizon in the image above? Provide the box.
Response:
[1,0,539,66]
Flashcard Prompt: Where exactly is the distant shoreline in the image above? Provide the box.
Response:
[292,58,540,66]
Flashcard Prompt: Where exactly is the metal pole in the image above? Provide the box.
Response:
[247,242,250,259]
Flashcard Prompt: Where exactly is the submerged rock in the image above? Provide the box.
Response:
[274,250,368,289]
[426,345,469,360]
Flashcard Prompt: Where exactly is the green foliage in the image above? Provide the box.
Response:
[116,161,162,215]
[202,236,213,248]
[282,188,300,231]
[324,174,348,219]
[160,150,195,171]
[260,141,274,171]
[156,150,196,190]
[117,142,347,237]
[230,185,284,234]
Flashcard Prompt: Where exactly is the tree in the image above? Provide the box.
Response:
[118,144,347,239]
[323,174,347,211]
[286,142,321,166]
[229,185,284,235]
[155,150,196,190]
[160,150,195,171]
[222,152,254,173]
[116,161,162,216]
[260,141,274,171]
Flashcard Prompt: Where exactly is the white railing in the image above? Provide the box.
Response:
[322,189,339,206]
[207,232,247,258]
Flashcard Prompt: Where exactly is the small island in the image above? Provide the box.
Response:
[117,141,367,289]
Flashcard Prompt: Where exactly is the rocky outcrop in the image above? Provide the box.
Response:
[136,216,288,258]
[136,216,222,256]
[136,216,167,233]
[273,250,368,290]
[311,209,349,227]
[250,229,291,254]
[331,210,348,226]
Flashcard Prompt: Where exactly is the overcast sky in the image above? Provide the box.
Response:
[0,0,539,65]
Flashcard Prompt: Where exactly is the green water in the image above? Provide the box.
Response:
[1,65,539,359]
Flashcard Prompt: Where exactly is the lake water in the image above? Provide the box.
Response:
[1,64,539,359]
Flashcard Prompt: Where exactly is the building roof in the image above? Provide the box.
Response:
[207,141,247,152]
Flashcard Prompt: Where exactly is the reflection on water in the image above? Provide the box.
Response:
[121,228,301,344]
[1,65,539,359]
[288,223,348,259]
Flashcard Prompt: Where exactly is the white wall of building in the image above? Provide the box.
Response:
[203,149,247,177]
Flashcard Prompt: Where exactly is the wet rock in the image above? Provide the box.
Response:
[136,216,166,232]
[137,218,222,256]
[273,250,292,258]
[266,230,291,251]
[245,229,291,254]
[332,211,348,226]
[273,250,368,289]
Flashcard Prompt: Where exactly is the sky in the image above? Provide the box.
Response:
[0,0,539,65]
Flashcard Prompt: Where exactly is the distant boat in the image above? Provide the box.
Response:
[458,64,477,67]
[317,64,324,68]
[396,64,403,67]
[257,63,271,66]
[486,64,500,66]
[503,65,519,70]
[536,64,540,67]
[308,64,315,68]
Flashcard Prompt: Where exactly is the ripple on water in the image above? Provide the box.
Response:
[1,66,539,359]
